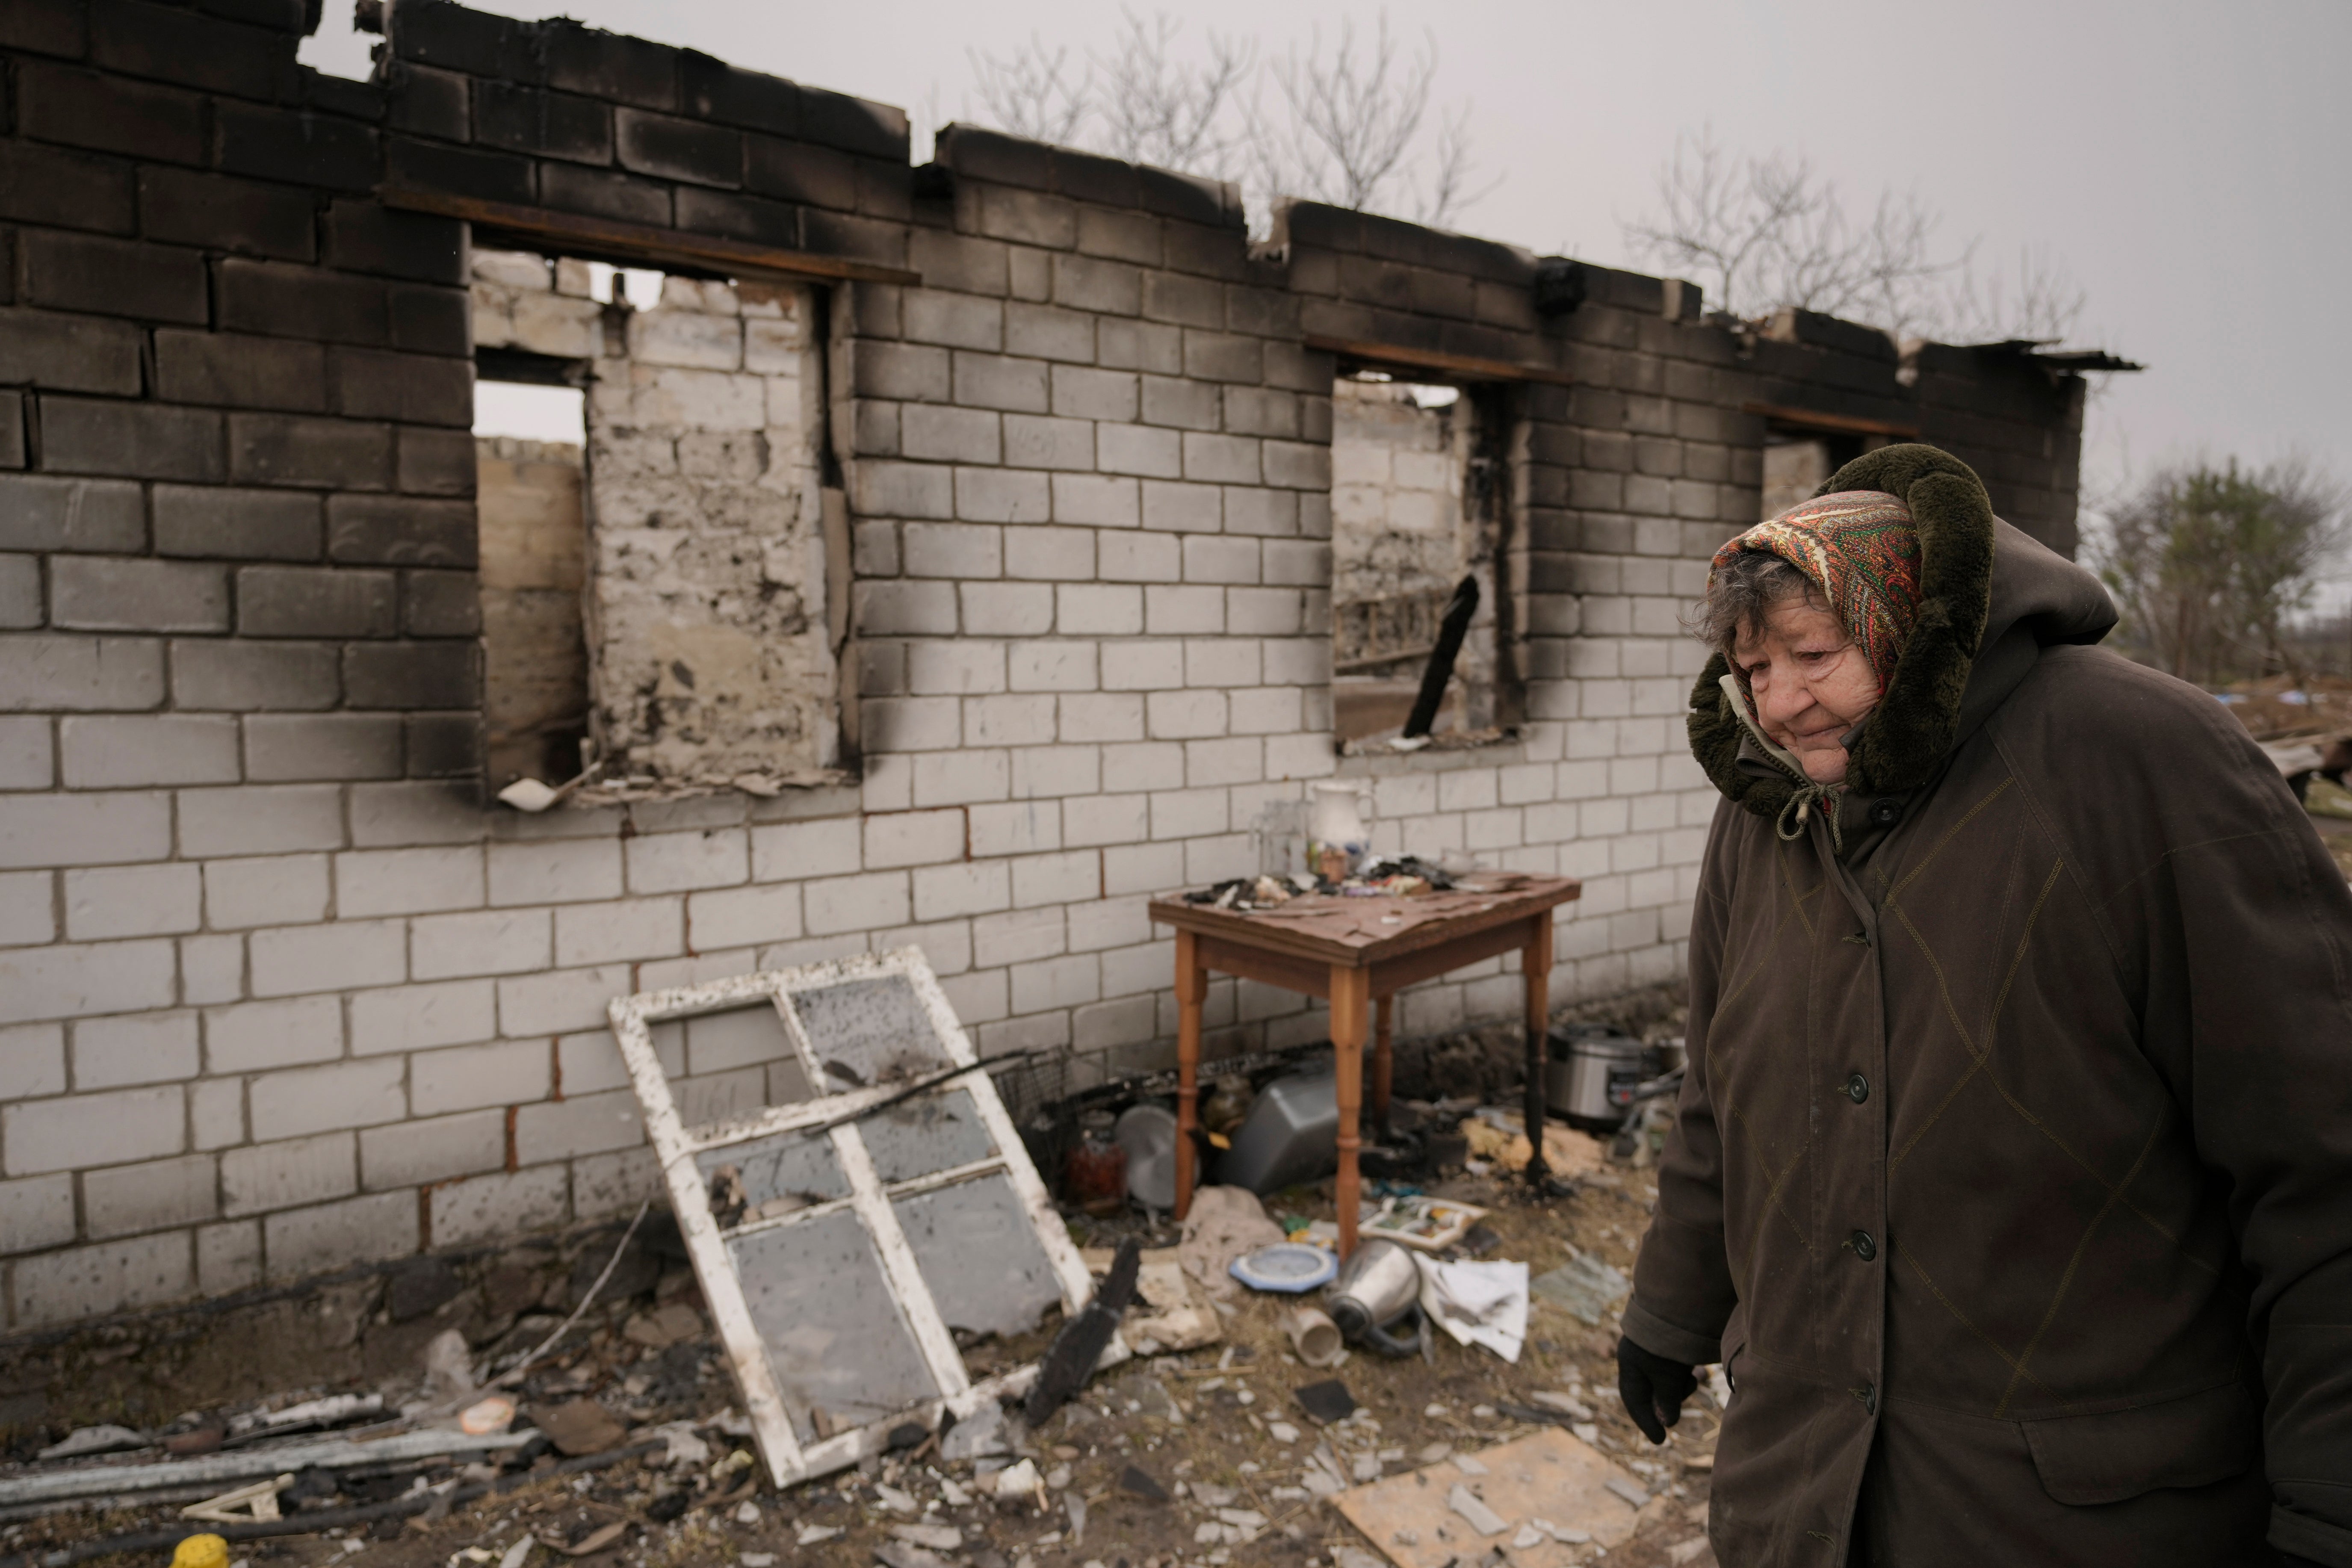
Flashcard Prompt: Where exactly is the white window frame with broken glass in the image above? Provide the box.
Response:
[609,947,1114,1488]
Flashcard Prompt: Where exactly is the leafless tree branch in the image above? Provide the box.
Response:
[1090,12,1252,173]
[968,35,1089,148]
[1624,127,2088,345]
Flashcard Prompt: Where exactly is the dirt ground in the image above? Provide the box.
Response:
[0,1162,1717,1568]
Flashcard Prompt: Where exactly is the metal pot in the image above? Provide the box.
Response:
[1545,1028,1650,1131]
[1325,1239,1425,1357]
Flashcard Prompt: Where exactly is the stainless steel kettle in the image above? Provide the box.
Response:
[1325,1239,1425,1357]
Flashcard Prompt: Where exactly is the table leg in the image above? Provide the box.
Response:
[1330,966,1371,1258]
[1174,929,1206,1221]
[1371,995,1393,1136]
[1523,910,1554,1188]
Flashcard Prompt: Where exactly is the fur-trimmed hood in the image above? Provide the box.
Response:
[1686,444,2116,845]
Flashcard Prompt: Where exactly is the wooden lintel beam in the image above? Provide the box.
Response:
[1743,401,1922,440]
[1303,333,1575,387]
[379,187,923,288]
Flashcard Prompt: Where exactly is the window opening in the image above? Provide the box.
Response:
[1329,373,1507,743]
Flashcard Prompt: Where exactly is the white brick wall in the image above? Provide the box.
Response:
[0,207,1753,1338]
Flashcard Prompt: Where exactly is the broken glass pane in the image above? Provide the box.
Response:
[729,1211,940,1443]
[683,1004,799,1077]
[893,1174,1061,1341]
[789,974,948,1087]
[697,1130,847,1227]
[859,1088,996,1184]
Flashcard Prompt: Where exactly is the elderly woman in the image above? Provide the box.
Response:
[1616,445,2352,1567]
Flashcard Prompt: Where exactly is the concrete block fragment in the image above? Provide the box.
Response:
[3,1082,184,1176]
[0,474,145,552]
[496,962,633,1037]
[359,1107,505,1190]
[62,862,201,940]
[0,1172,77,1253]
[410,907,552,981]
[9,1231,192,1328]
[0,790,172,869]
[555,895,685,965]
[177,783,344,859]
[50,556,227,633]
[410,1036,550,1116]
[263,1190,415,1279]
[248,1055,406,1140]
[247,917,406,998]
[58,713,238,789]
[69,1008,197,1091]
[432,1165,570,1247]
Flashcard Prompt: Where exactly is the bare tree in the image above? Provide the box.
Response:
[960,9,1492,234]
[1090,12,1252,174]
[2091,458,2351,685]
[968,36,1087,147]
[1623,127,2086,344]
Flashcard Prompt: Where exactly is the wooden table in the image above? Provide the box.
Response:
[1147,874,1582,1256]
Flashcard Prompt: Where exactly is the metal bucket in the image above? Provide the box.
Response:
[1545,1028,1649,1131]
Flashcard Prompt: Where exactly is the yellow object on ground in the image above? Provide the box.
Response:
[170,1536,230,1568]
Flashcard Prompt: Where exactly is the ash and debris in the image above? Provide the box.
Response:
[1,989,1718,1568]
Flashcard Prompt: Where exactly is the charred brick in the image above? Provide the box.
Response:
[679,53,800,137]
[236,565,398,637]
[1138,165,1234,229]
[673,186,799,249]
[0,0,88,56]
[384,136,534,207]
[798,85,907,162]
[326,495,476,567]
[89,0,284,99]
[139,168,318,261]
[18,62,206,165]
[214,102,380,194]
[401,569,480,635]
[802,209,907,269]
[543,20,677,111]
[396,427,476,497]
[744,136,855,210]
[229,413,393,490]
[155,330,331,411]
[387,286,470,357]
[330,348,472,426]
[344,640,477,708]
[937,126,1054,191]
[154,485,323,561]
[405,713,481,777]
[0,394,22,470]
[385,62,470,142]
[615,109,741,187]
[0,308,143,394]
[170,638,340,709]
[51,555,229,632]
[0,475,145,552]
[325,201,466,284]
[537,162,671,227]
[42,398,225,482]
[219,260,389,346]
[23,231,207,324]
[1054,148,1141,209]
[198,0,316,31]
[390,0,541,81]
[0,141,135,234]
[473,82,614,165]
[300,69,386,124]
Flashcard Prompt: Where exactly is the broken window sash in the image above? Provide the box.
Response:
[609,947,1112,1487]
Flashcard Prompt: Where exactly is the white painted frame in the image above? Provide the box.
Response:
[608,946,1111,1488]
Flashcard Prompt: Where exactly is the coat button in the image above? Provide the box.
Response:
[1845,1072,1869,1103]
[1851,1230,1878,1261]
[1867,798,1903,827]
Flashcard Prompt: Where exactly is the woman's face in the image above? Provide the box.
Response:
[1731,595,1881,785]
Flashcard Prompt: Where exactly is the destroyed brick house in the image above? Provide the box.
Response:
[0,0,2092,1336]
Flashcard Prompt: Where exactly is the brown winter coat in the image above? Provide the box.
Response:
[1624,446,2352,1567]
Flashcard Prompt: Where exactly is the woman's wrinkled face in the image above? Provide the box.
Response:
[1731,595,1881,785]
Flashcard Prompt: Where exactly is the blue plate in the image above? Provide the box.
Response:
[1228,1242,1339,1293]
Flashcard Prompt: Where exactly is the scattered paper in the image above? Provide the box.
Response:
[1415,1255,1530,1362]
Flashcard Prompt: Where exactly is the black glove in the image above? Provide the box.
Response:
[1617,1335,1699,1444]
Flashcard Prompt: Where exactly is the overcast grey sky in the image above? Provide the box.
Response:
[313,2,2351,551]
